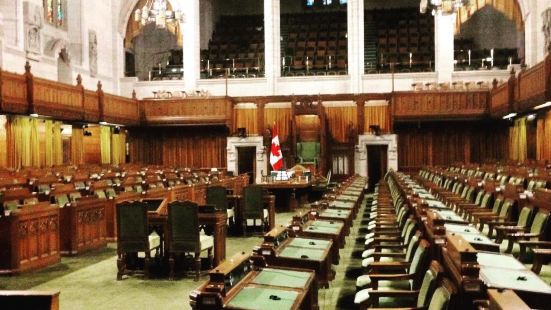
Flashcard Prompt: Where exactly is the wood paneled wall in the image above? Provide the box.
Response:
[396,121,509,172]
[83,127,101,165]
[128,127,229,168]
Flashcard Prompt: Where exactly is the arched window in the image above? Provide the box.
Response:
[43,0,66,28]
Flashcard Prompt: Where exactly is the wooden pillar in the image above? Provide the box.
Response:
[76,74,85,121]
[356,97,365,136]
[0,68,4,112]
[24,61,34,115]
[256,99,265,136]
[97,81,104,122]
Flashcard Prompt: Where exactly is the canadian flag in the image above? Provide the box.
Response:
[270,125,283,171]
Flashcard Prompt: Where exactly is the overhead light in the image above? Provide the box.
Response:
[533,101,551,110]
[502,113,517,120]
[527,114,536,121]
[99,121,108,125]
[30,113,39,118]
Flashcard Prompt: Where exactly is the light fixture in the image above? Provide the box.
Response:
[30,113,39,118]
[502,112,517,120]
[533,101,551,110]
[134,0,183,29]
[420,0,469,15]
[526,114,536,121]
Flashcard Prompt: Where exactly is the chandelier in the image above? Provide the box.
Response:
[420,0,470,15]
[134,0,184,29]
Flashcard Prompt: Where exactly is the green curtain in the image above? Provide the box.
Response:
[100,125,112,164]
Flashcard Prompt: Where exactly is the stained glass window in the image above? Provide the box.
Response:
[306,0,315,7]
[45,0,54,24]
[44,0,66,28]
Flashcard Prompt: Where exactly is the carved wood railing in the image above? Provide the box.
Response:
[140,97,233,127]
[515,55,551,110]
[489,74,515,118]
[102,93,140,126]
[32,77,83,120]
[392,90,490,120]
[0,70,28,114]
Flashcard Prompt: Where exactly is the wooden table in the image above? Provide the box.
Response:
[0,290,60,310]
[0,203,60,275]
[190,252,318,310]
[147,210,227,267]
[257,181,312,211]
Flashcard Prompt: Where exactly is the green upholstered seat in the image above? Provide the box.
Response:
[167,200,213,280]
[426,284,452,310]
[3,200,19,211]
[37,184,50,194]
[23,197,38,205]
[296,141,320,165]
[106,188,117,198]
[95,190,106,199]
[55,194,70,207]
[116,201,159,280]
[74,182,86,190]
[206,186,233,220]
[69,192,82,202]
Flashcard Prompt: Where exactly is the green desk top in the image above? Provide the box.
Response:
[322,209,351,215]
[288,237,331,250]
[252,268,311,288]
[477,252,526,270]
[279,246,325,261]
[480,266,551,294]
[444,223,478,234]
[436,210,466,223]
[425,199,445,209]
[319,210,349,219]
[311,220,344,229]
[305,225,340,234]
[452,232,495,246]
[227,286,299,310]
[330,201,354,208]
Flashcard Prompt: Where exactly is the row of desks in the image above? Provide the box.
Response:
[190,176,367,309]
[392,172,551,309]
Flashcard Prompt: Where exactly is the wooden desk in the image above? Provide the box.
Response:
[487,289,531,310]
[0,203,60,275]
[260,226,334,287]
[147,210,227,267]
[291,219,344,263]
[257,181,312,211]
[190,252,318,310]
[59,196,107,255]
[0,290,60,310]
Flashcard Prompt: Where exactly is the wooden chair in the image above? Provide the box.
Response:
[241,186,267,235]
[167,201,213,281]
[116,201,160,280]
[355,260,444,309]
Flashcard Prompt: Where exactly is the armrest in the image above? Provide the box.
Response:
[368,261,410,271]
[506,232,541,239]
[373,244,406,250]
[368,273,414,282]
[517,240,551,248]
[371,252,406,259]
[371,236,401,243]
[367,289,420,298]
[495,225,526,232]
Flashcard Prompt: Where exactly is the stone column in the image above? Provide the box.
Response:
[264,0,281,95]
[347,0,364,93]
[434,11,455,83]
[182,0,201,91]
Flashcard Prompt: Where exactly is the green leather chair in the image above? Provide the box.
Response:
[167,201,213,281]
[355,260,444,308]
[206,186,233,225]
[242,186,267,235]
[116,201,160,280]
[296,141,320,165]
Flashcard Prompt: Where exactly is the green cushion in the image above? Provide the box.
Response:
[243,186,263,219]
[106,188,117,198]
[518,207,532,226]
[427,286,451,310]
[95,190,106,199]
[117,202,148,252]
[168,201,200,253]
[56,194,69,207]
[206,186,228,212]
[296,142,320,163]
[529,211,549,235]
[417,269,439,307]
